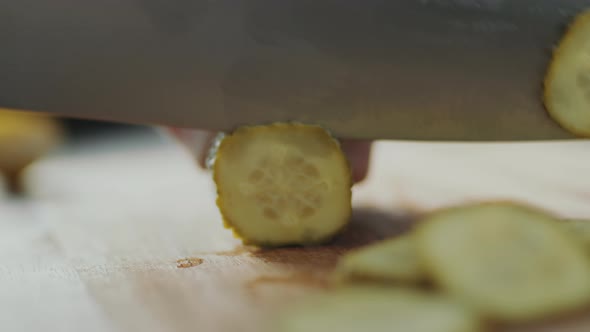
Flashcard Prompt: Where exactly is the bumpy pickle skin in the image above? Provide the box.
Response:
[333,234,426,285]
[212,122,353,247]
[415,202,590,323]
[275,286,482,332]
[544,10,590,137]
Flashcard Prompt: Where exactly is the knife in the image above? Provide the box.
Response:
[0,0,589,141]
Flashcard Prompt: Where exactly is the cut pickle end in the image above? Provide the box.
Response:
[416,202,590,322]
[544,10,590,136]
[213,122,352,246]
[276,286,481,332]
[333,234,425,284]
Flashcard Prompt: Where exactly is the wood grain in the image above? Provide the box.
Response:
[1,130,589,331]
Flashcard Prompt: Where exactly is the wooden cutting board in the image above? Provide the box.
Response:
[2,130,590,332]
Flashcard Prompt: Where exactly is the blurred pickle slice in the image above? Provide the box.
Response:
[276,286,482,332]
[561,218,590,250]
[213,122,352,246]
[0,109,63,193]
[333,234,425,284]
[544,10,590,136]
[416,202,590,323]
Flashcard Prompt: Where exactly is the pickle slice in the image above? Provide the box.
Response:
[333,234,425,284]
[416,202,590,322]
[544,10,590,136]
[213,122,352,246]
[562,218,590,251]
[276,286,481,332]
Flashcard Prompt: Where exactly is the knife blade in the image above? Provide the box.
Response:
[0,0,588,141]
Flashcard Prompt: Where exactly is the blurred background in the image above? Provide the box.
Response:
[0,110,156,196]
